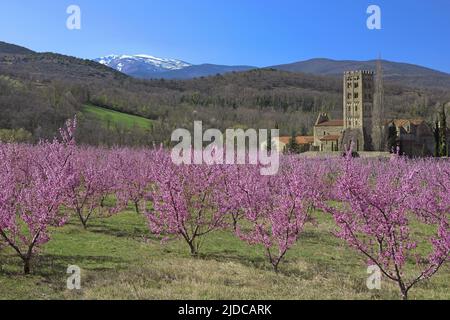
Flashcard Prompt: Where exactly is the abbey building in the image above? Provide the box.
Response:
[312,70,435,156]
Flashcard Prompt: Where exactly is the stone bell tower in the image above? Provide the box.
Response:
[341,70,375,151]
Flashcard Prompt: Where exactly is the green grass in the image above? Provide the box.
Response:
[0,209,448,300]
[82,104,153,130]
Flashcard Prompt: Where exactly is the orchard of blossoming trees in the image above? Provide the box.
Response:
[0,121,448,300]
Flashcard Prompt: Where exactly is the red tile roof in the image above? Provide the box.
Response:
[320,135,341,142]
[297,136,315,144]
[392,119,425,127]
[277,136,314,145]
[315,120,344,127]
[278,137,291,144]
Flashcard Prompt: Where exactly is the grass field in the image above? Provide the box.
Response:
[82,104,153,130]
[0,208,448,300]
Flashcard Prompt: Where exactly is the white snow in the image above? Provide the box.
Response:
[95,53,192,72]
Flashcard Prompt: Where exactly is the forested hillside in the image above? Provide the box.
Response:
[0,41,34,54]
[0,41,449,146]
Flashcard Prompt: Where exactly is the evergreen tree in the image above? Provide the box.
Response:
[286,131,301,154]
[267,129,272,152]
[439,104,448,157]
[387,124,398,153]
[434,119,440,157]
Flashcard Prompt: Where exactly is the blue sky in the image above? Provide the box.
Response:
[1,0,449,72]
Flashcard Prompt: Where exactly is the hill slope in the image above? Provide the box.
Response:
[272,58,450,89]
[154,64,256,79]
[1,40,449,147]
[0,41,35,55]
[0,52,126,82]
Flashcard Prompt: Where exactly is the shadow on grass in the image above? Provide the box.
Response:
[86,223,158,242]
[60,215,152,241]
[300,229,340,247]
[198,250,305,276]
[0,252,126,280]
[200,250,324,278]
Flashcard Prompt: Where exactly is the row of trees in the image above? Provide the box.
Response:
[0,121,448,299]
[0,119,77,273]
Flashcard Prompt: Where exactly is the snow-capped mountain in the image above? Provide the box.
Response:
[94,54,192,78]
[94,54,256,79]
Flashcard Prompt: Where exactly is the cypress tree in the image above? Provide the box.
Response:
[439,104,448,157]
[434,119,440,157]
[286,131,301,154]
[387,124,398,153]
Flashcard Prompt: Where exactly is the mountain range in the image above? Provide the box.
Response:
[0,39,449,89]
[2,40,449,88]
[94,51,450,88]
[95,53,255,79]
[271,58,450,88]
[94,54,192,78]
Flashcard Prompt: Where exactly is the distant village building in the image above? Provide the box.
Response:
[313,114,344,152]
[264,135,314,153]
[387,119,435,156]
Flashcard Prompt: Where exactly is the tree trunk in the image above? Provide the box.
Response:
[23,257,31,275]
[399,281,408,300]
[401,291,408,301]
[273,264,279,274]
[134,201,140,214]
[232,218,238,232]
[188,241,198,256]
[81,218,88,229]
[77,208,88,229]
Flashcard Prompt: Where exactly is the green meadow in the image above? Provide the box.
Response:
[0,207,448,300]
[82,104,153,130]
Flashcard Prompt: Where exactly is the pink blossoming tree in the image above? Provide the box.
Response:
[112,148,154,214]
[65,147,116,229]
[323,151,449,299]
[0,119,76,274]
[145,151,228,255]
[231,158,314,273]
